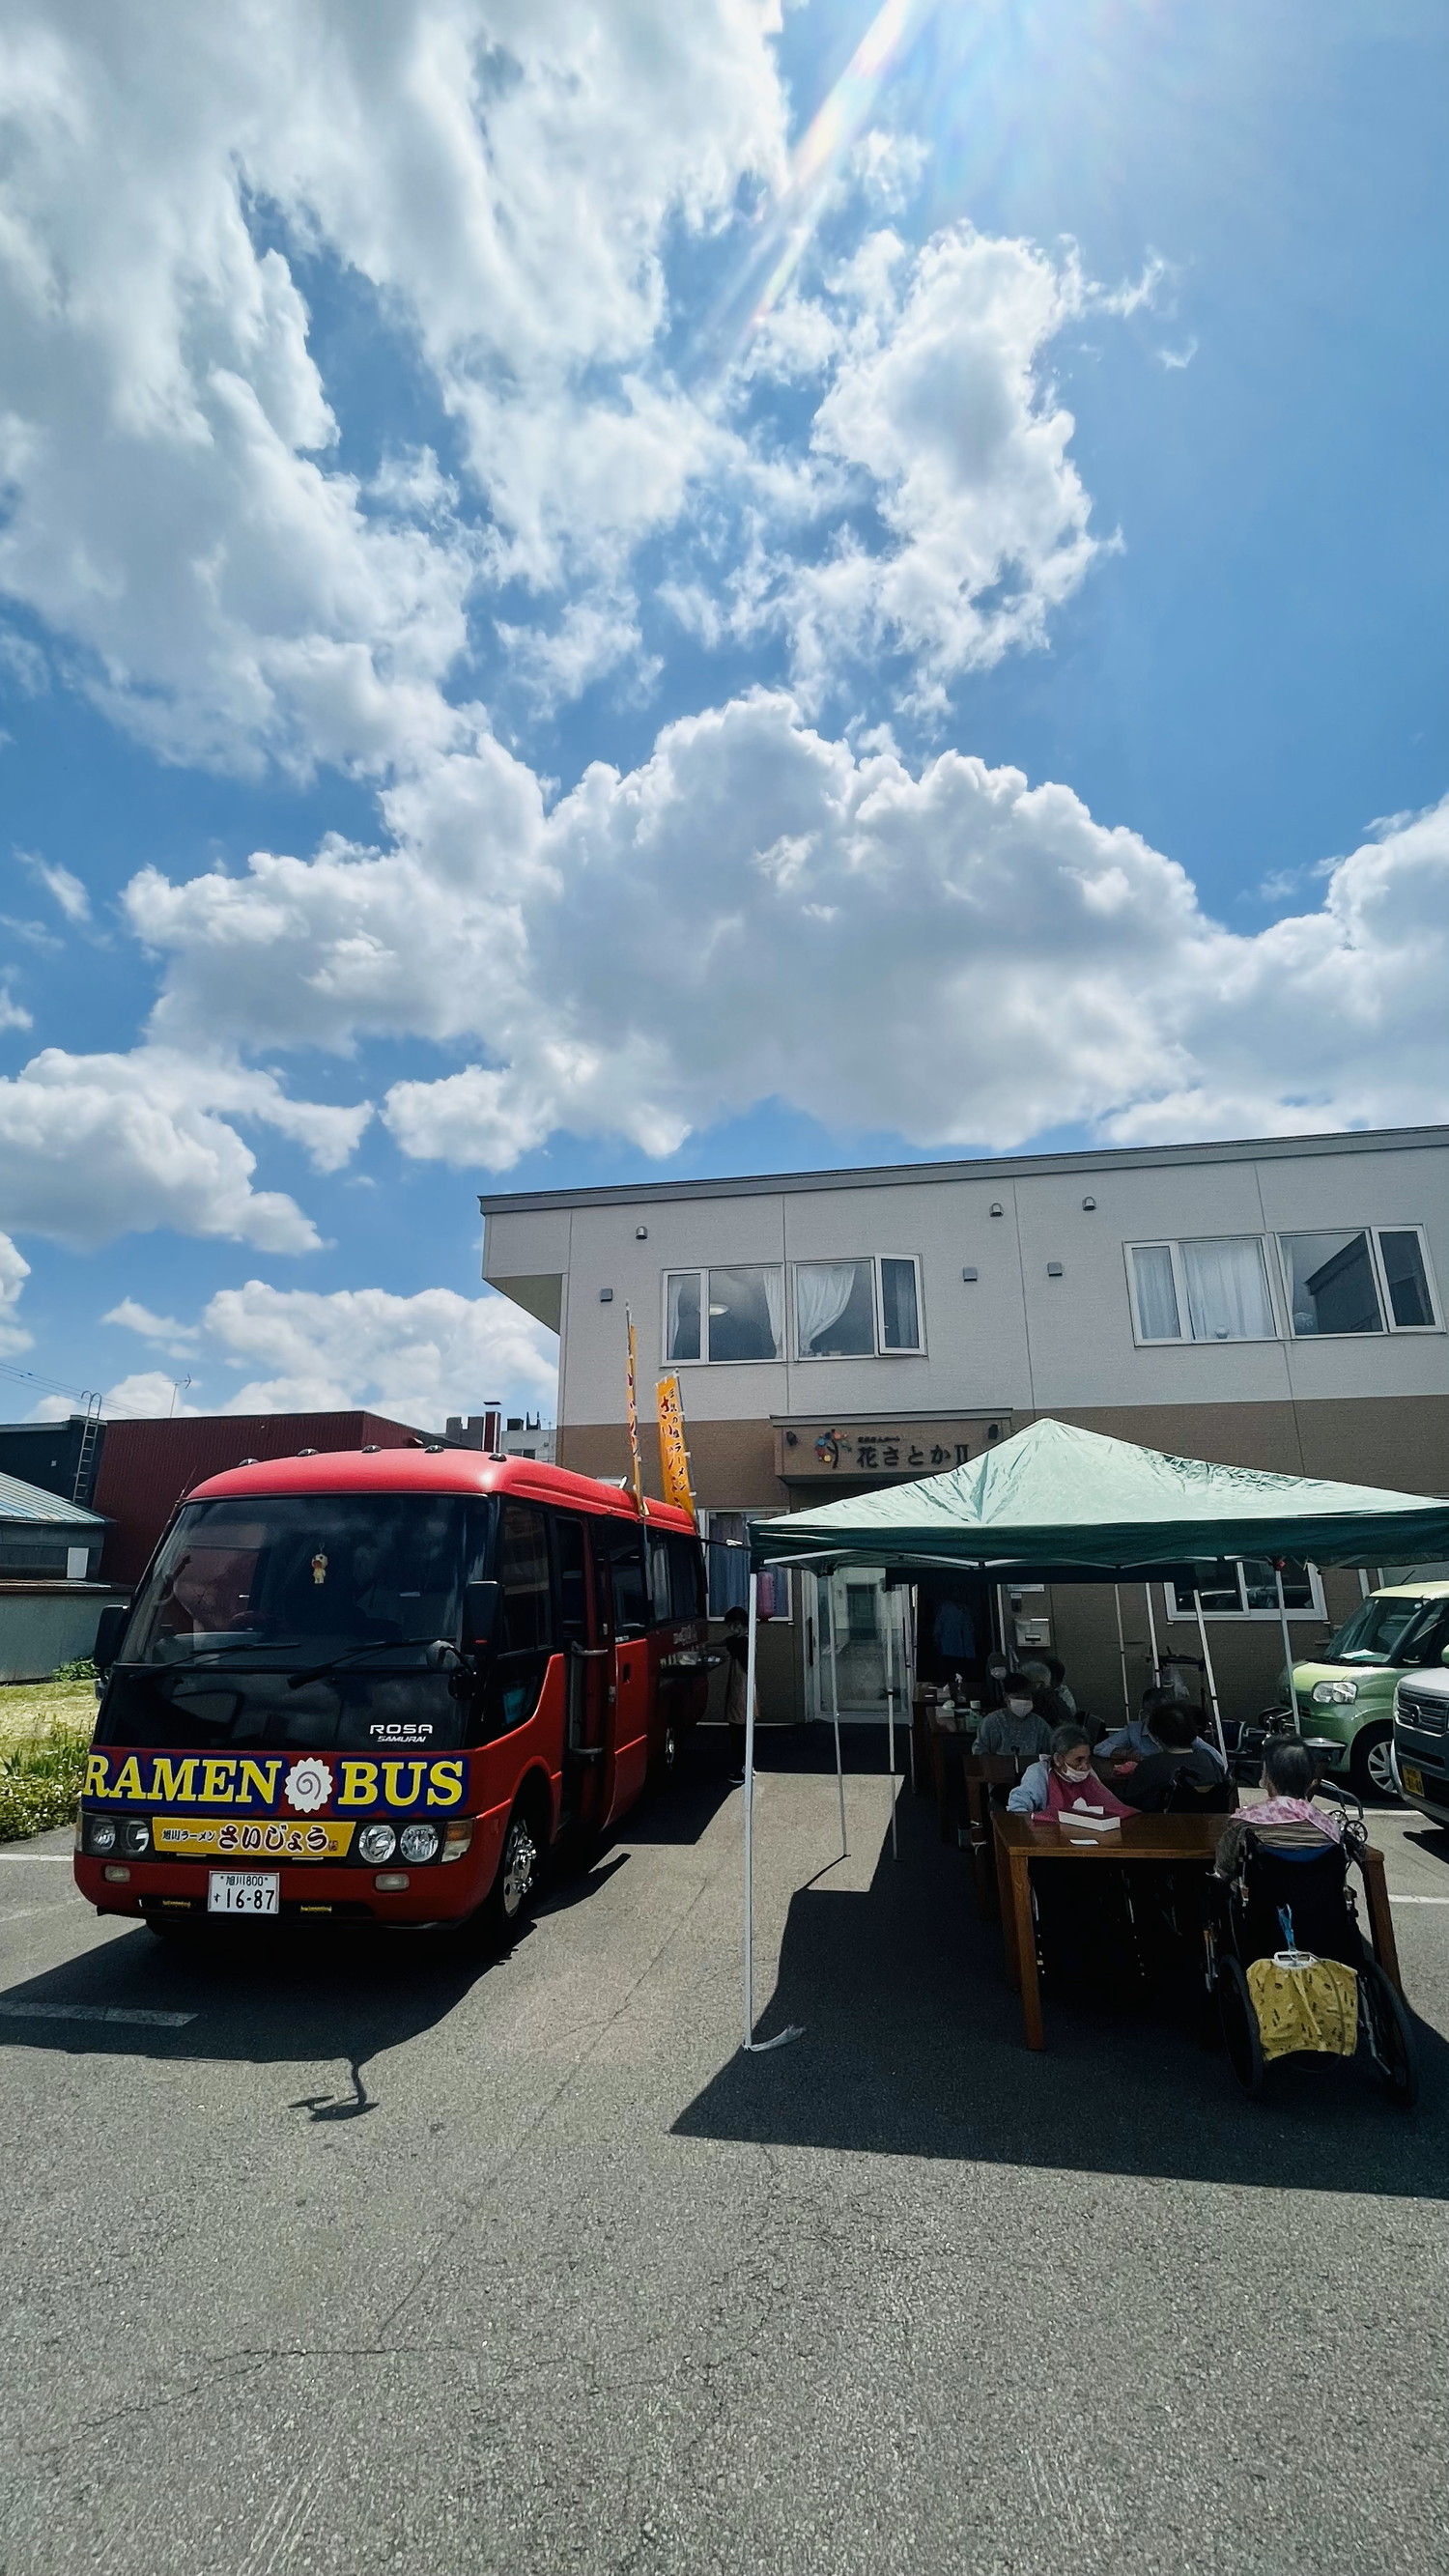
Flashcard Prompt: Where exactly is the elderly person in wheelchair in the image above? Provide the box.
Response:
[1207,1735,1416,2104]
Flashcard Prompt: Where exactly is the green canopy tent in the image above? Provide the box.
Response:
[735,1418,1449,2054]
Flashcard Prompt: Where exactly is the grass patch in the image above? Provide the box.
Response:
[0,1678,95,1842]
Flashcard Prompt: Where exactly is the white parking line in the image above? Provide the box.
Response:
[0,2000,197,2027]
[1387,1893,1449,1905]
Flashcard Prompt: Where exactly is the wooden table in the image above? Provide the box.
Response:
[992,1809,1403,2051]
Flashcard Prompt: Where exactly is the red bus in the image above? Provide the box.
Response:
[74,1450,709,1939]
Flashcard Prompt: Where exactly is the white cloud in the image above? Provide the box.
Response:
[19,851,89,921]
[117,694,1449,1173]
[96,1371,202,1420]
[0,981,32,1033]
[0,0,789,769]
[202,1280,556,1429]
[0,1230,31,1356]
[759,226,1106,706]
[0,1046,370,1251]
[102,1298,201,1359]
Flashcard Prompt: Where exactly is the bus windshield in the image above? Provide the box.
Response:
[1320,1592,1449,1668]
[125,1493,484,1667]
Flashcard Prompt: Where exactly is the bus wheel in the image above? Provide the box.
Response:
[480,1799,542,1944]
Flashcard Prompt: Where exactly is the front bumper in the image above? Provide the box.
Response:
[74,1828,497,1926]
[1390,1737,1449,1830]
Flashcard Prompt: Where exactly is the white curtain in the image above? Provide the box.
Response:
[1131,1244,1180,1341]
[1182,1238,1274,1341]
[794,1260,860,1356]
[759,1265,783,1359]
[665,1271,698,1362]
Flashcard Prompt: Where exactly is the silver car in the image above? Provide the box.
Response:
[1391,1659,1449,1827]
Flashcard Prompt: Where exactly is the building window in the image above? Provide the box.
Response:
[1277,1228,1439,1337]
[1166,1560,1325,1621]
[699,1510,792,1622]
[664,1266,782,1364]
[1126,1237,1277,1343]
[793,1255,924,1358]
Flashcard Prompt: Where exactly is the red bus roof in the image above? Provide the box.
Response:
[185,1446,698,1532]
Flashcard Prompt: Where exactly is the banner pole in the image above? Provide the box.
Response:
[1273,1562,1297,1723]
[1144,1581,1159,1686]
[624,1308,644,1516]
[1113,1584,1131,1723]
[743,1569,758,2052]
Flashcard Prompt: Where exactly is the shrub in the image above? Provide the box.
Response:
[50,1656,97,1683]
[0,1730,90,1842]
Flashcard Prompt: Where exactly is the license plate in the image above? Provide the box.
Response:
[208,1870,280,1915]
[1400,1765,1425,1799]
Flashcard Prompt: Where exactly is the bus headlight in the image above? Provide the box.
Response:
[357,1823,397,1864]
[398,1823,440,1863]
[120,1818,152,1856]
[440,1818,474,1864]
[85,1815,117,1854]
[1312,1679,1357,1706]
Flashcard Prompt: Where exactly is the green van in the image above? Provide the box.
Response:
[1292,1581,1449,1797]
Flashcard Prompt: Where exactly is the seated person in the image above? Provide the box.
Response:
[1097,1684,1225,1774]
[974,1677,1053,1759]
[1020,1655,1073,1727]
[979,1653,1010,1713]
[1009,1721,1137,1820]
[1113,1701,1232,1810]
[1215,1735,1343,1877]
[1042,1654,1077,1716]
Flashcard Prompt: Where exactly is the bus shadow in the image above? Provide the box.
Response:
[672,1797,1449,2199]
[0,1845,632,2103]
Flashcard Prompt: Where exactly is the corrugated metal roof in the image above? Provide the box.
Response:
[0,1468,106,1529]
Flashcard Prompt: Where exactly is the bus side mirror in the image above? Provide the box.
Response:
[463,1581,501,1653]
[94,1602,130,1679]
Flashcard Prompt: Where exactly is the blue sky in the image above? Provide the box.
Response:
[0,0,1444,1430]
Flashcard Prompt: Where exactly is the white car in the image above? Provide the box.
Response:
[1391,1660,1449,1828]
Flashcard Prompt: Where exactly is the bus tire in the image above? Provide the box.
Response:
[478,1791,546,1947]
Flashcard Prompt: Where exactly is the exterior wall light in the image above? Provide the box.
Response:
[989,1202,1004,1217]
[1047,1261,1065,1278]
[961,1266,979,1282]
[636,1226,648,1239]
[599,1288,613,1302]
[1082,1196,1096,1210]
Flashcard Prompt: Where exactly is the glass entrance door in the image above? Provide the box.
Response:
[810,1570,908,1720]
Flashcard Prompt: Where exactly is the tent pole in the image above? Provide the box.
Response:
[1273,1562,1296,1720]
[884,1583,899,1862]
[825,1571,847,1861]
[740,1571,804,2056]
[1144,1582,1159,1685]
[1113,1585,1130,1722]
[1192,1588,1228,1761]
[742,1569,758,2052]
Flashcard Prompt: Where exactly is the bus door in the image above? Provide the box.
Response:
[554,1511,609,1832]
[593,1518,651,1827]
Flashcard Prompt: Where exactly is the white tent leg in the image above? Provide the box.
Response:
[884,1585,899,1862]
[825,1572,847,1861]
[1192,1589,1228,1762]
[742,1567,802,2055]
[1274,1563,1296,1719]
[1144,1582,1159,1685]
[1113,1585,1130,1723]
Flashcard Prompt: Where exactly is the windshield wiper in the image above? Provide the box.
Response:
[183,1637,310,1663]
[287,1638,460,1690]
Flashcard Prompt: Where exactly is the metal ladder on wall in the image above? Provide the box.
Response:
[71,1393,103,1508]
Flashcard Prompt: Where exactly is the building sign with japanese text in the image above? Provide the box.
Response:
[774,1417,1009,1481]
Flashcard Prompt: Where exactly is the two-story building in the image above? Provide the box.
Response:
[478,1124,1449,1727]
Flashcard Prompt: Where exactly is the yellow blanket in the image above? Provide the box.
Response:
[1247,1954,1358,2060]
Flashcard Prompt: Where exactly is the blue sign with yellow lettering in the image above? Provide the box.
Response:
[81,1747,469,1817]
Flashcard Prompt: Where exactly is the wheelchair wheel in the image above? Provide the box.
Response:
[1360,1962,1419,2109]
[1218,1956,1264,2097]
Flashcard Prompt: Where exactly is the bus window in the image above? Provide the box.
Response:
[488,1503,554,1732]
[648,1537,671,1625]
[667,1533,706,1624]
[554,1514,589,1647]
[604,1526,650,1638]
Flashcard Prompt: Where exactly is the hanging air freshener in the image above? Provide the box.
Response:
[311,1551,328,1587]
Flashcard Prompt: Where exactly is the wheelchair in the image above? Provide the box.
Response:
[1205,1789,1417,2106]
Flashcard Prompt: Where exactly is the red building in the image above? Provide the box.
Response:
[91,1412,430,1585]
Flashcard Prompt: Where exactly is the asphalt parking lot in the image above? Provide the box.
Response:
[2,1731,1447,2576]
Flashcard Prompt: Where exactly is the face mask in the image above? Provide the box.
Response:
[1061,1761,1093,1783]
[1006,1697,1034,1718]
